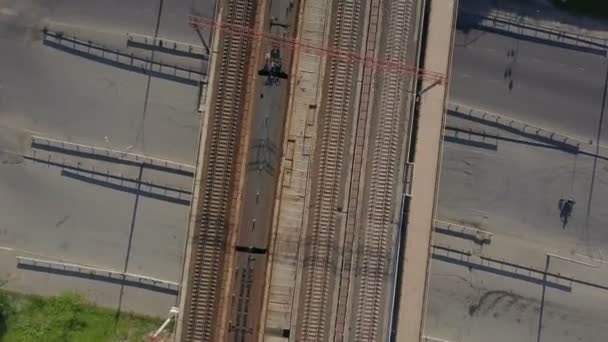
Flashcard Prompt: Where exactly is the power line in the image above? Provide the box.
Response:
[188,15,446,82]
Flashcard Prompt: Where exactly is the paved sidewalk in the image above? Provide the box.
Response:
[394,0,457,341]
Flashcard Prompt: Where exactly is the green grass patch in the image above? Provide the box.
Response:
[553,0,608,20]
[0,291,162,342]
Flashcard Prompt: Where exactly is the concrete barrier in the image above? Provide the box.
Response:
[459,11,608,55]
[434,219,492,244]
[42,29,207,86]
[31,135,195,175]
[126,32,209,60]
[16,256,179,292]
[447,102,592,147]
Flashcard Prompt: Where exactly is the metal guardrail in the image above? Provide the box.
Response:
[459,11,608,52]
[43,29,207,85]
[31,136,195,173]
[434,219,493,241]
[126,33,209,60]
[402,162,414,197]
[16,256,179,291]
[387,193,409,341]
[447,102,592,147]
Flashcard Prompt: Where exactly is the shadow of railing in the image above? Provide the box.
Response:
[443,133,498,151]
[433,244,608,293]
[432,252,571,292]
[61,170,191,206]
[24,155,191,206]
[17,261,178,295]
[42,30,205,87]
[481,255,608,293]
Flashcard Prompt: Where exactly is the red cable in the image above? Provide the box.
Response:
[189,15,446,82]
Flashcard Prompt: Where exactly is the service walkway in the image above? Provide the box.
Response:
[394,0,457,341]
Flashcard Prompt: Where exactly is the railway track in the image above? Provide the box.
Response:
[333,0,381,339]
[352,0,416,340]
[297,0,363,340]
[182,0,256,340]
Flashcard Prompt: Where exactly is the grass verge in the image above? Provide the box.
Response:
[553,0,608,20]
[0,290,162,342]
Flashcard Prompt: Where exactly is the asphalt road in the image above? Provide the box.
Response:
[450,27,608,144]
[0,0,213,316]
[429,87,608,342]
[425,250,608,342]
[426,10,608,341]
[227,0,297,339]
